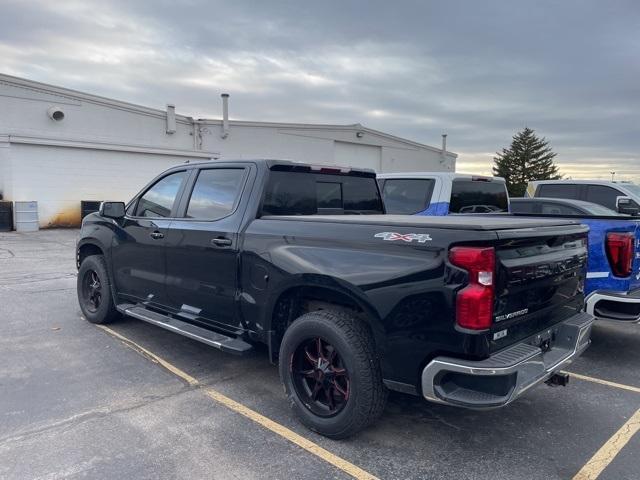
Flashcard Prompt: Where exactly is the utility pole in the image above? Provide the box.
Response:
[611,171,616,182]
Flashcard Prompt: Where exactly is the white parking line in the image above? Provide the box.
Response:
[573,408,640,480]
[565,371,640,395]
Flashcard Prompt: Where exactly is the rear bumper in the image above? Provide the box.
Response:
[421,312,593,409]
[585,288,640,322]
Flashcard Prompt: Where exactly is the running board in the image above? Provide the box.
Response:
[117,304,253,355]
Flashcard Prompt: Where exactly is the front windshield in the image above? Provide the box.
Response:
[622,184,640,197]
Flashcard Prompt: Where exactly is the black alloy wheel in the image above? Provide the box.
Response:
[291,336,351,417]
[82,269,102,313]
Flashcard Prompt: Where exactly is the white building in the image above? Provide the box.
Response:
[0,74,457,227]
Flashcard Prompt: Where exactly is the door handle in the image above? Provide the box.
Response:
[211,237,232,247]
[150,231,165,240]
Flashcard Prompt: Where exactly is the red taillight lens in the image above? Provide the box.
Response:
[606,232,634,277]
[449,247,496,330]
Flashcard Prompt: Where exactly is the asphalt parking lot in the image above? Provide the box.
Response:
[1,229,639,480]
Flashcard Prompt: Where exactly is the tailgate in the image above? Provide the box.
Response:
[633,223,640,291]
[491,224,588,351]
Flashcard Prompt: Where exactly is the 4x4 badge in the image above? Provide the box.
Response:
[374,232,432,243]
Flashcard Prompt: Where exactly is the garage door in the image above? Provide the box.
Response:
[334,141,381,171]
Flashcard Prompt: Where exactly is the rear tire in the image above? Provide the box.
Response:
[77,255,119,324]
[279,310,387,439]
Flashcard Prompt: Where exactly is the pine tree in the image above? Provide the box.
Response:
[493,127,561,197]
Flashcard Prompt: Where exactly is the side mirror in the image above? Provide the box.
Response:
[99,201,126,219]
[616,196,640,216]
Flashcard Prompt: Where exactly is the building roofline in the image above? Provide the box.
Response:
[0,73,457,156]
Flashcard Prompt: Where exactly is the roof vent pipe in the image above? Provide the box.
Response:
[221,93,229,139]
[166,104,176,134]
[441,134,447,154]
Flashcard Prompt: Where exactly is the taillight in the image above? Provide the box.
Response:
[449,247,496,330]
[606,232,634,277]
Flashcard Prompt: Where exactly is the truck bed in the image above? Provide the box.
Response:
[262,214,583,231]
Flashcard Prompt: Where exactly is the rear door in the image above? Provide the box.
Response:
[163,164,254,333]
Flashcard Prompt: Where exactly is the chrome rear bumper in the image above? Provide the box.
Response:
[585,288,640,322]
[421,312,594,408]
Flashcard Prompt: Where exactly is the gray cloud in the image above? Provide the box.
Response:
[1,0,639,180]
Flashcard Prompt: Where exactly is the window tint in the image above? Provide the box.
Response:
[317,182,342,209]
[382,179,435,214]
[585,185,623,210]
[262,171,383,215]
[449,180,508,214]
[509,201,537,213]
[581,203,620,216]
[186,168,245,220]
[135,171,187,218]
[540,203,583,215]
[537,184,580,200]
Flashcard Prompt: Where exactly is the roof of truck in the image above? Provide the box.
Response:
[377,172,506,182]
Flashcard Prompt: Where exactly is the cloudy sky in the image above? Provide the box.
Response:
[2,0,638,180]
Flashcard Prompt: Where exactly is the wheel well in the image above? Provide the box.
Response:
[78,243,103,268]
[270,286,372,362]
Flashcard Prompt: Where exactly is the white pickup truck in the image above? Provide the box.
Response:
[377,172,510,215]
[526,180,640,216]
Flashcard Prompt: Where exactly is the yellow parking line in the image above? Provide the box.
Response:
[572,408,640,480]
[564,371,640,395]
[96,325,379,480]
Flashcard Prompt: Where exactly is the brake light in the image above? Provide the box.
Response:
[449,247,496,330]
[606,232,634,277]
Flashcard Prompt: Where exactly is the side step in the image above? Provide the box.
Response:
[117,304,253,356]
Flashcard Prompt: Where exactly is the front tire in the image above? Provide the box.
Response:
[77,255,119,324]
[279,310,387,439]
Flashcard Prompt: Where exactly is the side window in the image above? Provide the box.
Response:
[186,168,246,220]
[537,184,580,200]
[135,171,187,218]
[585,185,622,211]
[382,179,435,214]
[541,203,582,215]
[510,201,537,213]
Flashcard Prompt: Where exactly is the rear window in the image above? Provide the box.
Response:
[261,171,383,216]
[449,180,508,213]
[537,184,580,200]
[381,179,435,214]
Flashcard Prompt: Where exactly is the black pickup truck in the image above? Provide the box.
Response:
[77,160,594,438]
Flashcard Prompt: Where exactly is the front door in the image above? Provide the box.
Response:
[111,170,189,307]
[164,166,252,333]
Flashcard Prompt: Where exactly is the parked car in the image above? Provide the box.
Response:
[77,160,593,438]
[526,180,640,216]
[511,198,640,322]
[510,197,620,216]
[377,172,509,215]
